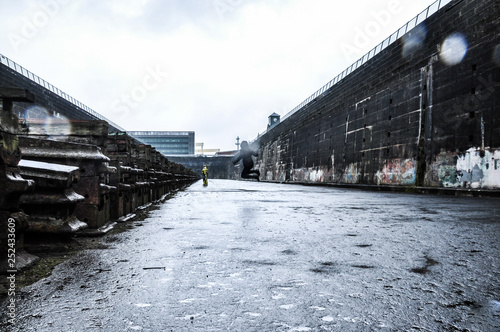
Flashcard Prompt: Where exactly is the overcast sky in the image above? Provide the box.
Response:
[2,0,436,151]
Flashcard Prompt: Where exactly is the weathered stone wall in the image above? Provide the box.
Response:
[257,0,500,190]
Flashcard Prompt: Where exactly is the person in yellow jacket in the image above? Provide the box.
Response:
[202,165,208,186]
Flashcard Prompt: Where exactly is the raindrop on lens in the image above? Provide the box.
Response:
[440,32,468,66]
[402,24,427,59]
[45,114,72,139]
[23,105,72,139]
[25,105,49,121]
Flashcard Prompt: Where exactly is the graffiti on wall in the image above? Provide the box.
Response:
[439,147,500,189]
[289,166,331,183]
[342,164,361,184]
[375,158,417,185]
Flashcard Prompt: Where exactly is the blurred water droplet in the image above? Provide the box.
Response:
[402,24,427,59]
[23,105,72,139]
[440,32,468,66]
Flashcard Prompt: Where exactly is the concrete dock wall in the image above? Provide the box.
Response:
[0,86,198,272]
[168,155,237,180]
[257,0,500,191]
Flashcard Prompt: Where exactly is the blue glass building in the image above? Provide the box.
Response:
[129,131,195,156]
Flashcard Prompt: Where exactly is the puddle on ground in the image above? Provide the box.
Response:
[410,256,439,274]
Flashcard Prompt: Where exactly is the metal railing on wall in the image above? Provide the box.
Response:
[0,53,126,132]
[277,0,452,125]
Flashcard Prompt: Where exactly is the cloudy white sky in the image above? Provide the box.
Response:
[2,0,436,151]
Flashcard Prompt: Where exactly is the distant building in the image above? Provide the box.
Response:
[215,150,237,156]
[129,131,195,155]
[195,142,220,156]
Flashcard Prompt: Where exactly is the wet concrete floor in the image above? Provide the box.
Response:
[2,180,500,331]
